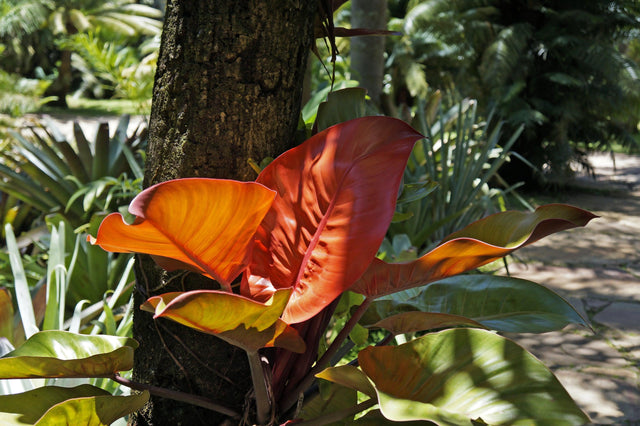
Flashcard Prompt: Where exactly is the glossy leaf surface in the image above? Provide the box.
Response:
[0,331,137,378]
[351,204,597,298]
[90,178,275,289]
[350,409,422,425]
[369,311,486,335]
[0,385,148,425]
[316,365,376,398]
[359,328,589,425]
[244,117,424,323]
[362,275,589,333]
[141,289,305,353]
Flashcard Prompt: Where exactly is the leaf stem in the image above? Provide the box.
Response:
[294,398,377,425]
[111,374,240,419]
[248,351,272,425]
[279,297,372,414]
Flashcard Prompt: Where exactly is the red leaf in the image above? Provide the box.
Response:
[351,204,597,298]
[243,117,423,323]
[89,178,275,290]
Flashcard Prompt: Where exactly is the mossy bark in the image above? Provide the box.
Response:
[131,1,316,424]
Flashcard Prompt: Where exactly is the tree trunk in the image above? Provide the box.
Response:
[350,0,387,107]
[131,1,316,424]
[44,49,72,108]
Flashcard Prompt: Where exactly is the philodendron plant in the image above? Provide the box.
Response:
[0,117,596,425]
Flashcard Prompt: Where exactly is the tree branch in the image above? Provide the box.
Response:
[111,374,241,419]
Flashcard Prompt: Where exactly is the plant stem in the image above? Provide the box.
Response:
[111,374,240,419]
[294,398,377,425]
[248,351,271,425]
[279,297,372,414]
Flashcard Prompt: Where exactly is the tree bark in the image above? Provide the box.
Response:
[131,1,316,424]
[350,0,387,107]
[44,49,72,108]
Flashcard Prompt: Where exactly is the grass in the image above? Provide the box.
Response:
[38,97,151,116]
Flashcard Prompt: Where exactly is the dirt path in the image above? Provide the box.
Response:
[504,152,640,424]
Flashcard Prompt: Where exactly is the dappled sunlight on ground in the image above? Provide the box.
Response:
[501,153,640,424]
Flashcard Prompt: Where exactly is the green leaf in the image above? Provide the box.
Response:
[92,123,110,180]
[5,224,38,339]
[316,87,367,131]
[390,211,414,223]
[375,392,473,425]
[349,323,369,347]
[358,328,589,425]
[0,384,148,425]
[396,181,438,205]
[73,122,93,176]
[0,164,58,212]
[42,222,66,331]
[316,365,376,398]
[363,275,589,333]
[298,382,358,424]
[302,80,360,125]
[0,331,137,379]
[141,289,305,354]
[369,311,486,336]
[350,409,421,425]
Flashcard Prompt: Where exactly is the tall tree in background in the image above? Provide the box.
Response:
[481,0,640,184]
[0,0,163,107]
[386,0,640,184]
[132,1,316,424]
[351,0,387,106]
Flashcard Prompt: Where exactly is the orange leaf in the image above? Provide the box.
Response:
[89,178,275,290]
[243,117,423,323]
[351,204,597,298]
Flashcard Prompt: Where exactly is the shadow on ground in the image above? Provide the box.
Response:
[502,153,640,425]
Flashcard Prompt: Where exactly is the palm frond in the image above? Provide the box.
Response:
[480,23,533,88]
[0,0,52,37]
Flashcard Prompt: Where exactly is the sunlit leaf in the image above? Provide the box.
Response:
[244,117,424,323]
[141,289,305,353]
[362,275,589,333]
[0,384,148,425]
[351,204,597,298]
[89,178,275,290]
[316,365,376,398]
[358,328,589,425]
[0,331,137,378]
[369,311,486,335]
[350,409,419,425]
